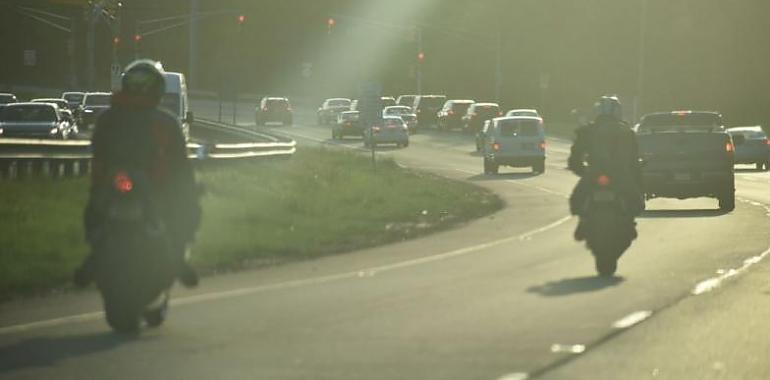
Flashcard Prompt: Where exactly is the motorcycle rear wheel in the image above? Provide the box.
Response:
[143,294,169,328]
[105,299,141,334]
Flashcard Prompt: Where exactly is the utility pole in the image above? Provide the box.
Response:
[416,27,423,95]
[495,27,502,103]
[189,0,199,88]
[635,0,649,122]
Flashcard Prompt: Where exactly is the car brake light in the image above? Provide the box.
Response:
[597,174,611,187]
[764,139,770,146]
[726,142,734,153]
[372,126,381,133]
[539,141,546,150]
[113,171,133,193]
[448,110,454,116]
[493,143,501,151]
[262,107,268,112]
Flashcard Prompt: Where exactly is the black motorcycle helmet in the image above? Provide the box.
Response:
[120,59,166,105]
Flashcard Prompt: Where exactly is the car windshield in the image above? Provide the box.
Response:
[267,99,289,109]
[84,94,111,106]
[640,113,722,131]
[328,99,350,107]
[385,107,411,115]
[1,105,56,122]
[508,110,538,117]
[0,95,17,104]
[418,96,446,108]
[498,119,540,136]
[63,93,84,103]
[160,94,181,116]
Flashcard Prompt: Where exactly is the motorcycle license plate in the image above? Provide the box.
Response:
[108,201,144,221]
[593,190,616,202]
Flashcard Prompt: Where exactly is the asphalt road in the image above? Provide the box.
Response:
[2,99,770,380]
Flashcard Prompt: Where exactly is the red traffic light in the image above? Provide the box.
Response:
[327,18,336,27]
[417,52,425,62]
[133,34,142,43]
[237,15,246,24]
[112,36,120,45]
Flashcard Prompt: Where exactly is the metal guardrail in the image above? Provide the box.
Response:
[0,118,296,179]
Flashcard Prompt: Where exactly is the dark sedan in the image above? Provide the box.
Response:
[0,103,75,139]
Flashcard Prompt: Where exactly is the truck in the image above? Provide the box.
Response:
[160,71,192,141]
[636,111,735,212]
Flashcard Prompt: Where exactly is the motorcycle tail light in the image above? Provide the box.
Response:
[597,174,611,187]
[113,171,134,193]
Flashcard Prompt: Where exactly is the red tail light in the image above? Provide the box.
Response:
[492,143,501,151]
[498,111,503,116]
[539,141,546,150]
[261,107,268,112]
[597,174,611,187]
[113,171,133,193]
[764,139,770,146]
[372,126,381,133]
[726,142,734,153]
[448,110,454,116]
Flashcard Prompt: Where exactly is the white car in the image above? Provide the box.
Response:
[382,106,418,133]
[505,109,541,118]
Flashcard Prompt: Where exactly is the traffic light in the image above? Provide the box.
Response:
[327,18,335,34]
[112,36,120,46]
[237,15,246,24]
[133,34,142,43]
[417,51,425,63]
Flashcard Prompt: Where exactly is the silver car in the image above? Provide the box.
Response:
[0,102,75,139]
[481,116,546,174]
[363,116,409,148]
[382,106,418,133]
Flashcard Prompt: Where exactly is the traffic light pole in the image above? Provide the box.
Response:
[416,27,423,95]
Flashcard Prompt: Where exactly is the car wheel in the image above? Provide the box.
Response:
[757,162,764,171]
[718,192,735,212]
[403,140,409,147]
[533,159,546,174]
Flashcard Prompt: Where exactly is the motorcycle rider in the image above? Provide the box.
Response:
[568,95,644,241]
[74,59,200,288]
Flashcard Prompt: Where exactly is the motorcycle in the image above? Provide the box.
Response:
[581,173,637,277]
[93,169,177,333]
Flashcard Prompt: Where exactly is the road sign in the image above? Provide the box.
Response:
[357,81,382,128]
[23,50,37,67]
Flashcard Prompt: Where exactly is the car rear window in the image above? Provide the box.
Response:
[474,105,500,116]
[1,105,56,122]
[63,93,84,103]
[498,120,541,137]
[84,94,111,106]
[640,113,722,131]
[267,99,289,108]
[385,106,411,115]
[417,96,446,108]
[340,112,359,121]
[328,99,350,107]
[729,130,766,140]
[381,98,396,107]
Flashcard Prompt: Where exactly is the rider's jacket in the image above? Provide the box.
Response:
[84,93,200,245]
[567,115,643,215]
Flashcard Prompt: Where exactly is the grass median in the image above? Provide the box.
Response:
[0,148,502,300]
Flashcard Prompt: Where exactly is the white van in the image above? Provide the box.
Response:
[160,71,192,141]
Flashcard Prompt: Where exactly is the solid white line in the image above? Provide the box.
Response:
[496,373,529,380]
[0,215,572,336]
[612,310,653,329]
[692,246,770,295]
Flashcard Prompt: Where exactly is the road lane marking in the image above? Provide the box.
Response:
[0,216,573,336]
[612,310,653,329]
[550,344,586,354]
[496,373,529,380]
[692,246,770,295]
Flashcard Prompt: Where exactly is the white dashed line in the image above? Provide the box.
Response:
[550,344,586,354]
[692,246,770,295]
[612,310,653,329]
[496,373,529,380]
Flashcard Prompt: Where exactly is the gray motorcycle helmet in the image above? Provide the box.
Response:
[594,95,623,121]
[121,59,166,103]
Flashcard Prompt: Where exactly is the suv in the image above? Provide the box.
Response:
[318,98,351,125]
[480,116,546,174]
[396,94,417,109]
[413,95,447,128]
[256,97,292,126]
[726,126,770,171]
[463,102,501,133]
[636,111,735,211]
[437,99,474,131]
[80,92,111,130]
